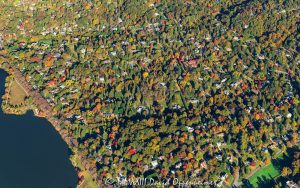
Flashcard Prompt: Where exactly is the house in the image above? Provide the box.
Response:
[217,142,226,150]
[151,160,158,168]
[216,154,222,161]
[187,135,194,141]
[217,133,224,137]
[220,172,228,180]
[247,123,255,129]
[128,148,137,155]
[224,90,230,95]
[245,158,255,166]
[257,54,265,60]
[216,180,223,187]
[216,83,223,89]
[251,89,259,95]
[265,118,274,123]
[205,34,211,41]
[106,145,112,150]
[99,77,105,83]
[159,82,167,87]
[103,113,114,118]
[186,126,194,133]
[250,161,256,167]
[282,135,289,141]
[143,165,149,172]
[136,106,146,113]
[262,147,269,153]
[192,169,200,177]
[48,80,57,87]
[18,23,24,31]
[272,137,281,145]
[233,36,239,41]
[221,78,227,83]
[286,181,299,188]
[200,160,207,169]
[225,47,232,52]
[188,59,198,68]
[189,99,199,104]
[175,162,182,168]
[173,104,181,110]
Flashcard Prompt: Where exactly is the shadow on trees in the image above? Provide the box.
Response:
[256,175,276,188]
[241,179,253,188]
[272,147,298,172]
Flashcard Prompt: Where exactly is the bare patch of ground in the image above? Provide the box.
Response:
[9,79,27,106]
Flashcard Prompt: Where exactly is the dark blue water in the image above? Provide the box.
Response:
[0,69,77,188]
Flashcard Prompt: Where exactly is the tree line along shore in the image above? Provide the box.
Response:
[0,62,98,187]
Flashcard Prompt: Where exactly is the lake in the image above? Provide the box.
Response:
[0,69,77,188]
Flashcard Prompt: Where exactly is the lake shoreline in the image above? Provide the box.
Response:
[0,68,78,188]
[0,64,98,187]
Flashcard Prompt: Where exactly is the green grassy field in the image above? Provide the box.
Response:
[248,163,280,187]
[248,153,284,187]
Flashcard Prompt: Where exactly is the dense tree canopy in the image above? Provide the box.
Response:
[0,0,299,186]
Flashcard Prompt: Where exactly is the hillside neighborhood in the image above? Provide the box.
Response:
[0,0,299,187]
